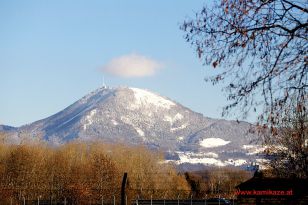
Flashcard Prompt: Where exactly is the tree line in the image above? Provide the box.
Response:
[0,133,253,204]
[185,167,252,199]
[0,137,190,204]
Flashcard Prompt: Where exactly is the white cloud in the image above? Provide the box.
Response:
[102,53,163,78]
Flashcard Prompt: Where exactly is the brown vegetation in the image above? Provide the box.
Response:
[185,167,252,199]
[0,137,190,204]
[0,133,253,204]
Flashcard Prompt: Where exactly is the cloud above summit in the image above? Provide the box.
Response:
[102,54,163,78]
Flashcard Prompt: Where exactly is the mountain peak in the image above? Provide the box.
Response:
[79,86,177,110]
[3,86,260,169]
[129,87,175,110]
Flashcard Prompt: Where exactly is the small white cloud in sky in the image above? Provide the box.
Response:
[102,53,163,78]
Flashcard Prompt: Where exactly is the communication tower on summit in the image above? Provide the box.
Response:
[102,76,107,89]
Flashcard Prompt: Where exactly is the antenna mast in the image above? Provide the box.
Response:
[102,76,107,89]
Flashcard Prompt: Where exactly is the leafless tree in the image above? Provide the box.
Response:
[263,101,308,178]
[181,0,307,125]
[181,0,307,178]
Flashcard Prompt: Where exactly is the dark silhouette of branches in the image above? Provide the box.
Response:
[181,0,307,126]
[181,0,307,178]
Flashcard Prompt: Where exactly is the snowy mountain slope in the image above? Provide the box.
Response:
[2,86,262,168]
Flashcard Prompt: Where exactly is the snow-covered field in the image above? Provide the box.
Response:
[200,138,231,148]
[173,151,248,167]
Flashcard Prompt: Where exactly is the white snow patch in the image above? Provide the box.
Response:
[163,116,173,123]
[163,113,184,125]
[243,145,266,155]
[169,151,250,167]
[135,128,145,137]
[159,160,170,164]
[200,138,231,148]
[120,116,131,124]
[171,123,188,132]
[120,116,145,138]
[111,119,118,126]
[177,136,184,141]
[176,152,225,166]
[256,158,271,169]
[256,158,269,163]
[242,145,256,149]
[174,113,184,120]
[275,145,288,150]
[243,145,287,155]
[225,159,247,166]
[130,88,175,109]
[204,152,219,158]
[83,109,97,130]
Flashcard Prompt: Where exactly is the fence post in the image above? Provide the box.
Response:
[64,197,67,205]
[150,195,152,205]
[23,196,25,205]
[121,173,128,205]
[10,197,12,205]
[136,195,139,205]
[38,196,40,205]
[113,195,116,205]
[101,196,104,205]
[177,194,179,205]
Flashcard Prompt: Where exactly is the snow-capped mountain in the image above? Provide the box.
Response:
[2,86,263,168]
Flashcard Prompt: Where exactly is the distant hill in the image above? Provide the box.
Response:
[0,125,16,132]
[1,86,263,168]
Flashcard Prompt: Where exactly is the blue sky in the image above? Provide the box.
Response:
[0,0,254,127]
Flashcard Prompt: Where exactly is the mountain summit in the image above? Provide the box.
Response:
[3,87,262,167]
[19,87,214,146]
